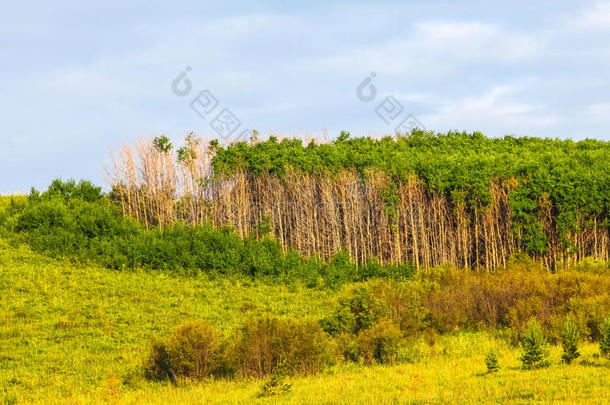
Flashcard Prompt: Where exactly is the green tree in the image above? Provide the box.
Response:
[153,135,173,153]
[520,319,550,369]
[560,315,580,364]
[485,348,499,373]
[600,316,610,357]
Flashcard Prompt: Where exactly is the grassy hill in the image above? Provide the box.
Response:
[2,240,610,404]
[0,240,330,403]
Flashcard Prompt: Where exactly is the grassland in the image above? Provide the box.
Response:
[3,239,610,404]
[0,239,331,403]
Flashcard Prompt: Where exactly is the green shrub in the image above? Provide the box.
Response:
[234,317,334,377]
[145,321,217,381]
[145,339,176,383]
[334,332,360,362]
[485,348,499,373]
[255,361,292,398]
[356,319,403,365]
[599,316,610,357]
[322,250,357,289]
[165,322,217,379]
[320,285,386,335]
[520,319,550,369]
[374,280,428,336]
[560,315,580,364]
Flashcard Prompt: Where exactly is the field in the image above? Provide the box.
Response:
[3,240,610,404]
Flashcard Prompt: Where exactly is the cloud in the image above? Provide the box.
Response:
[422,82,560,136]
[588,103,610,117]
[292,20,543,79]
[577,2,610,29]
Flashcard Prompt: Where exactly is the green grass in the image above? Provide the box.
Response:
[0,240,332,403]
[3,240,610,404]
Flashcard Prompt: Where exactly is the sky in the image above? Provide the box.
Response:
[1,1,610,193]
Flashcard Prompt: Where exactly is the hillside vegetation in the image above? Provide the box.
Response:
[109,132,610,271]
[2,240,610,404]
[2,132,610,404]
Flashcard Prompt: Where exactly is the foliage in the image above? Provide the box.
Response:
[0,180,413,288]
[165,322,217,380]
[320,285,386,335]
[255,361,292,398]
[426,264,610,337]
[560,315,580,364]
[212,131,610,257]
[145,339,176,383]
[599,316,610,357]
[356,320,403,365]
[485,348,500,373]
[233,317,334,377]
[520,319,550,369]
[153,135,173,153]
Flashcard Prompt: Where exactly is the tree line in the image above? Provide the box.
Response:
[108,131,609,271]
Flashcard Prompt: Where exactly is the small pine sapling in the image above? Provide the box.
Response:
[520,319,550,369]
[485,348,499,373]
[599,316,610,358]
[560,315,580,364]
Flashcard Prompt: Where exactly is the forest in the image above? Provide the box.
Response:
[108,131,610,271]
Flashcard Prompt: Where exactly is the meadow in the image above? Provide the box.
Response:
[2,239,610,404]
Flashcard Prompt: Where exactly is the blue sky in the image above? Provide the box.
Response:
[2,1,610,193]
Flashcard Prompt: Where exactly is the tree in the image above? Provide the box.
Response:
[153,135,173,153]
[600,316,610,357]
[520,319,550,369]
[560,315,580,364]
[485,348,499,373]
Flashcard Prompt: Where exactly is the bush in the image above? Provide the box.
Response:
[334,332,360,362]
[166,322,217,379]
[356,319,403,365]
[234,317,334,377]
[560,315,580,364]
[520,319,550,369]
[485,348,499,373]
[255,361,292,398]
[145,339,176,383]
[320,285,386,335]
[600,316,610,357]
[146,321,217,381]
[426,265,610,338]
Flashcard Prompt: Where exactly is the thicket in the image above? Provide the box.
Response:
[145,270,610,384]
[110,131,610,271]
[146,318,334,382]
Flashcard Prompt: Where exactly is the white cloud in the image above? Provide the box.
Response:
[422,83,560,136]
[292,21,543,79]
[577,2,610,29]
[588,103,610,117]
